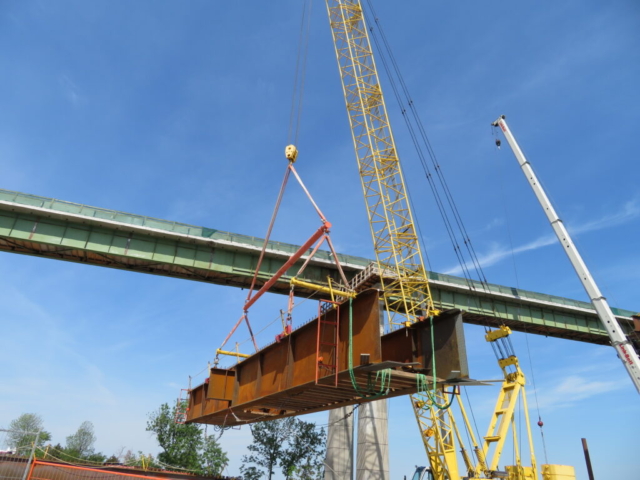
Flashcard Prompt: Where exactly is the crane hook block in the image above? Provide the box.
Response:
[285,145,298,163]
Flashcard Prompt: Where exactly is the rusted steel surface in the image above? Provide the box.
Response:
[381,311,468,379]
[186,290,468,426]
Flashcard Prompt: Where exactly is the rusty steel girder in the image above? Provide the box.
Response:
[186,290,468,426]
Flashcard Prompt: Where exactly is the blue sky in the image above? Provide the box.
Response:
[1,0,639,478]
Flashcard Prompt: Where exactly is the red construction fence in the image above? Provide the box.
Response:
[0,457,236,480]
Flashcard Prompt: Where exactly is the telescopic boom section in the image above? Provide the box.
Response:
[325,0,437,327]
[493,115,640,395]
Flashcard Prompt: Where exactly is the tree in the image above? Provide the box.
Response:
[241,417,325,480]
[66,421,96,458]
[146,402,228,475]
[7,414,52,455]
[201,435,229,477]
[147,402,202,470]
[122,449,138,465]
[280,420,325,480]
[241,418,291,480]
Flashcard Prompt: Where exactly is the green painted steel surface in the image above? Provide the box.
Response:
[0,189,364,267]
[0,188,635,344]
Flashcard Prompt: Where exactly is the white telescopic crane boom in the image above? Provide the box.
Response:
[493,115,640,395]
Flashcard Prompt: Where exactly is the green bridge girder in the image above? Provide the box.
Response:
[0,188,635,345]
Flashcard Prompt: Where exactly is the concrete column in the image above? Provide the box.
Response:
[356,399,389,480]
[324,406,354,480]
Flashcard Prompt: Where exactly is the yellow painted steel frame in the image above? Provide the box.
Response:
[325,0,438,329]
[411,389,460,480]
[481,345,538,478]
[216,348,250,359]
[290,276,357,299]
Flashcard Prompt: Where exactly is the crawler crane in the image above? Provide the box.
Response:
[325,1,575,478]
[324,2,453,475]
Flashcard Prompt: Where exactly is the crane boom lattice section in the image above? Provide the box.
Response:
[326,0,437,327]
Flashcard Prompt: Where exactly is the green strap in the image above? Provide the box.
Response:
[416,316,453,410]
[348,298,391,398]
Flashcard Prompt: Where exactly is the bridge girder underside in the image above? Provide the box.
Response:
[0,189,635,346]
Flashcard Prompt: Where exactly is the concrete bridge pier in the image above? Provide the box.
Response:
[356,399,389,480]
[324,406,354,480]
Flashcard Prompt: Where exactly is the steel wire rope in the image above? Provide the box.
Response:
[286,0,306,144]
[511,408,516,470]
[310,404,360,430]
[214,165,293,357]
[287,0,314,146]
[243,0,314,342]
[360,6,477,291]
[493,125,549,464]
[369,40,473,288]
[365,0,489,289]
[245,167,292,302]
[234,286,325,349]
[33,455,128,476]
[405,185,434,273]
[189,364,210,381]
[459,396,476,473]
[364,14,496,332]
[463,386,484,463]
[35,446,106,468]
[152,459,201,473]
[34,446,191,476]
[354,3,506,438]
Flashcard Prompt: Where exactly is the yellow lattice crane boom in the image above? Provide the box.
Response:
[325,1,460,478]
[325,0,438,328]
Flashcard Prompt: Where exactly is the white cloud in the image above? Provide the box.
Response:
[58,74,83,107]
[568,198,640,236]
[535,375,624,410]
[442,198,640,275]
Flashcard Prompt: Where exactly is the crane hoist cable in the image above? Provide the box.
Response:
[287,0,314,147]
[215,164,294,356]
[494,130,550,464]
[367,6,525,367]
[214,151,355,365]
[365,0,488,286]
[363,2,508,359]
[362,0,489,290]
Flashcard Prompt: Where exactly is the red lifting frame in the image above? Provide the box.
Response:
[217,161,349,356]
